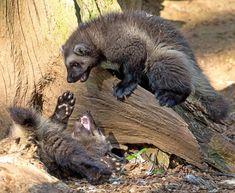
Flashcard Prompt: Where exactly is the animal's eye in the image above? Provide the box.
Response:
[70,62,79,68]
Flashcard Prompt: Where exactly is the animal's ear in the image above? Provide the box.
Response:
[73,43,91,56]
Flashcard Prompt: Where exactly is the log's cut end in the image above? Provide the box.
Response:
[65,67,204,169]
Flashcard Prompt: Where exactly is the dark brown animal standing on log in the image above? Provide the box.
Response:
[62,11,228,122]
[9,92,119,185]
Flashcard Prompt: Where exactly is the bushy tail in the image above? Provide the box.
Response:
[200,93,229,123]
[8,107,41,128]
[192,66,229,123]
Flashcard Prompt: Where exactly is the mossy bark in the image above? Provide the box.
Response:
[76,0,121,21]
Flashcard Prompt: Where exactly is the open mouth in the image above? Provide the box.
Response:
[79,71,89,82]
[79,69,91,82]
[80,114,91,130]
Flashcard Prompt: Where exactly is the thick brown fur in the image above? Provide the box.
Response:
[9,92,117,185]
[62,11,228,122]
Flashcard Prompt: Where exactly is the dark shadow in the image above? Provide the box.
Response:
[107,132,120,147]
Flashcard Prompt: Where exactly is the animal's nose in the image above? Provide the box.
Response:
[67,76,74,83]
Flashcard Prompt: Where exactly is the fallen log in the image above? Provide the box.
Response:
[41,66,234,173]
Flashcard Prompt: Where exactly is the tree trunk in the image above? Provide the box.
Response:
[0,3,234,192]
[0,0,78,138]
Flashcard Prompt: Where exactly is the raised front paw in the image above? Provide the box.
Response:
[52,91,76,124]
[155,88,190,107]
[112,81,138,100]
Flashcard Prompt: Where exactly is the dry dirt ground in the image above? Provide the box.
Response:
[64,1,235,193]
[67,163,235,193]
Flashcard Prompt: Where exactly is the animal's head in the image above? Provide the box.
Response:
[73,111,97,133]
[62,39,100,83]
[73,111,111,151]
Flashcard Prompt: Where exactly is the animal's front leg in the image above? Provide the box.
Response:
[112,65,142,100]
[50,91,76,126]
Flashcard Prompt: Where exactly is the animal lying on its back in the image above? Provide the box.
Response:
[9,92,119,184]
[62,11,228,122]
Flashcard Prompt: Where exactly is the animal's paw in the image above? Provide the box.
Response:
[101,153,125,174]
[112,81,138,100]
[82,160,112,185]
[85,154,124,184]
[155,89,190,107]
[53,91,76,123]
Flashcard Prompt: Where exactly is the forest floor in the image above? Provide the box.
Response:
[66,1,235,192]
[68,163,235,193]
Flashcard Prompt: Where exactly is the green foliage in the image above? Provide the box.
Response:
[126,148,147,161]
[150,167,165,175]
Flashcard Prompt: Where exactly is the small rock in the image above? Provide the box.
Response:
[185,174,218,192]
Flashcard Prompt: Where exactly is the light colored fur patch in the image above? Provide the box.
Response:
[65,53,96,70]
[10,123,29,139]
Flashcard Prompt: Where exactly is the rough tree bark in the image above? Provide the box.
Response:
[0,0,234,192]
[0,0,79,138]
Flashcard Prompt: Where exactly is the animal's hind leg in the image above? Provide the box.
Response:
[147,55,192,107]
[51,91,76,127]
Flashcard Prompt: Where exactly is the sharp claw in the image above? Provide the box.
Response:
[159,96,168,106]
[155,91,160,98]
[113,86,127,101]
[159,101,166,106]
[155,90,164,98]
[165,99,176,107]
[117,96,125,101]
